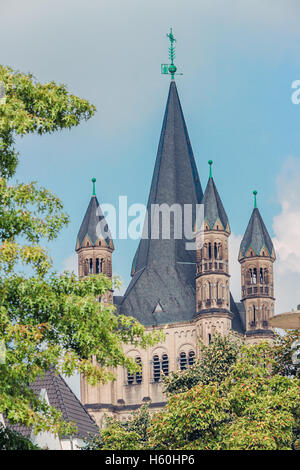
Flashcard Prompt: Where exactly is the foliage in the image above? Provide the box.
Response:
[0,65,163,438]
[0,424,40,450]
[148,342,300,450]
[82,405,151,450]
[0,65,96,178]
[86,336,300,451]
[272,330,300,378]
[163,333,240,395]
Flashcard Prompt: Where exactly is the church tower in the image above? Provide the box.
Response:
[195,161,232,344]
[75,177,114,302]
[238,191,275,342]
[76,178,115,415]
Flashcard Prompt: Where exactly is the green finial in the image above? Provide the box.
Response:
[208,160,213,178]
[92,177,96,196]
[161,28,182,80]
[253,190,258,208]
[167,28,177,79]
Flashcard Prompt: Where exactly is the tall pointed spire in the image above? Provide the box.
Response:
[120,81,203,325]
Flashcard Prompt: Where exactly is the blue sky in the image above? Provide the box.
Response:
[2,0,300,313]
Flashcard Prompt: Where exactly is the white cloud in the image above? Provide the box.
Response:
[272,156,300,314]
[229,156,300,315]
[61,253,78,274]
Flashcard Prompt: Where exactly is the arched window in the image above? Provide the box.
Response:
[249,268,257,285]
[100,258,104,273]
[180,352,187,370]
[214,242,221,260]
[84,259,89,276]
[253,305,256,323]
[208,243,212,260]
[260,267,264,283]
[127,371,134,385]
[161,354,169,376]
[96,258,100,274]
[188,351,195,366]
[261,305,265,322]
[89,258,93,274]
[127,356,143,385]
[202,284,206,301]
[264,269,269,285]
[219,243,223,260]
[216,282,220,299]
[208,281,212,299]
[153,355,160,382]
[198,285,202,301]
[208,333,212,344]
[135,357,142,384]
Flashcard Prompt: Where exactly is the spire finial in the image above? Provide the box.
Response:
[92,177,96,196]
[208,160,213,178]
[161,28,182,80]
[253,190,258,208]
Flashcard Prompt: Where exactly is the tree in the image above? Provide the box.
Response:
[0,65,162,439]
[0,424,40,450]
[85,336,300,451]
[272,329,300,378]
[82,405,151,451]
[163,333,240,395]
[148,342,299,450]
[0,65,96,179]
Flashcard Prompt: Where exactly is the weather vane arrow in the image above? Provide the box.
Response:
[161,28,183,80]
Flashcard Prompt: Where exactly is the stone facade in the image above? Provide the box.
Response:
[239,251,275,344]
[77,81,276,425]
[76,234,114,303]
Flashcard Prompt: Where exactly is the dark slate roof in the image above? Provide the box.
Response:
[230,295,246,335]
[236,302,247,332]
[119,81,203,326]
[201,177,229,231]
[113,295,124,306]
[5,370,98,439]
[240,207,274,258]
[76,195,112,249]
